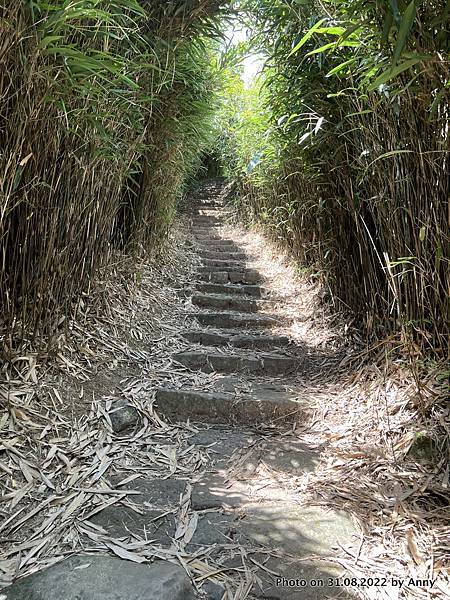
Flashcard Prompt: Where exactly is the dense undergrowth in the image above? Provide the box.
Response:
[216,0,449,361]
[0,0,226,342]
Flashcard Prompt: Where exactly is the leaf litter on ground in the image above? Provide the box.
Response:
[0,207,449,599]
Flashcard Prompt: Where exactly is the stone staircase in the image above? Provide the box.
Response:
[4,179,357,600]
[155,179,303,427]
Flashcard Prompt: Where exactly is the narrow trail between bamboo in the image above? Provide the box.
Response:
[1,180,448,600]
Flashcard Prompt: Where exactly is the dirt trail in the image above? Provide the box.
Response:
[1,180,448,600]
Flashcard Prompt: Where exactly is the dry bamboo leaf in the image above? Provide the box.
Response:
[104,542,147,564]
[406,529,423,566]
[182,512,199,544]
[73,563,92,571]
[0,460,13,475]
[40,472,56,490]
[61,492,88,521]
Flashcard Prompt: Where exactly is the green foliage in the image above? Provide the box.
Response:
[1,0,448,360]
[0,0,226,338]
[214,72,271,177]
[215,0,449,356]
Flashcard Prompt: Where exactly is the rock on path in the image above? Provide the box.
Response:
[3,556,195,600]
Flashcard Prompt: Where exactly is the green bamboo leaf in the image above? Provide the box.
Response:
[338,21,366,42]
[38,35,63,49]
[288,18,327,57]
[306,40,357,56]
[306,42,336,56]
[393,0,418,65]
[367,56,430,91]
[326,58,357,76]
[345,109,374,118]
[315,27,346,35]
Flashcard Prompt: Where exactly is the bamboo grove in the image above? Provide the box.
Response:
[1,0,449,360]
[218,0,449,359]
[0,0,227,341]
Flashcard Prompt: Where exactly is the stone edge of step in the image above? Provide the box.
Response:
[155,387,304,425]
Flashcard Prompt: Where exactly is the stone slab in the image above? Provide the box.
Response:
[198,270,261,285]
[191,208,222,214]
[187,511,238,548]
[89,506,174,543]
[155,388,303,425]
[197,243,241,252]
[189,428,254,460]
[195,283,263,297]
[238,505,356,557]
[174,351,296,375]
[199,251,247,261]
[192,227,221,233]
[261,440,320,475]
[189,438,319,510]
[228,270,261,284]
[3,555,195,600]
[195,312,276,329]
[191,293,263,313]
[202,258,247,269]
[192,216,222,222]
[110,477,187,509]
[182,330,290,350]
[246,557,353,600]
[192,472,251,510]
[235,506,357,600]
[194,237,235,244]
[197,239,243,255]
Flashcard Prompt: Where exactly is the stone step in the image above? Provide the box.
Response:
[197,243,242,252]
[192,218,223,225]
[192,209,222,215]
[236,506,357,600]
[202,258,246,268]
[195,311,277,329]
[196,282,264,297]
[155,388,302,425]
[174,351,296,375]
[198,270,261,284]
[199,264,252,273]
[192,226,222,233]
[197,236,234,242]
[199,250,247,261]
[191,293,266,313]
[192,210,224,217]
[192,215,221,221]
[198,244,242,254]
[193,235,233,243]
[183,330,290,350]
[195,202,224,208]
[192,208,222,214]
